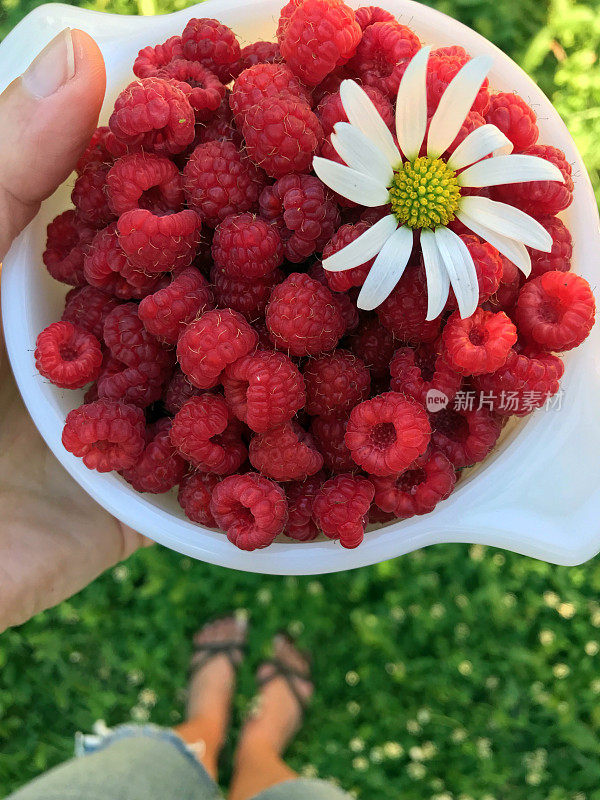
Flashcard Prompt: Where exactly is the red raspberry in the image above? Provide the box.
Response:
[390,345,462,407]
[109,78,195,156]
[431,406,500,468]
[62,286,120,340]
[181,18,241,83]
[171,395,247,474]
[322,222,375,292]
[485,92,538,150]
[445,235,504,309]
[355,5,396,28]
[210,266,283,321]
[285,473,325,541]
[345,392,431,476]
[242,96,324,178]
[485,255,522,314]
[62,400,146,472]
[84,224,163,300]
[117,208,202,274]
[309,414,355,472]
[183,140,267,228]
[259,174,340,263]
[442,309,517,376]
[71,161,113,228]
[230,63,311,126]
[43,210,96,286]
[348,317,396,380]
[121,418,186,493]
[515,271,595,352]
[76,126,128,172]
[103,303,171,370]
[98,361,169,408]
[212,213,284,278]
[493,145,574,217]
[107,153,183,216]
[371,449,456,518]
[529,216,572,279]
[177,309,258,389]
[235,41,283,75]
[424,51,490,115]
[316,85,393,136]
[376,267,442,344]
[138,267,213,345]
[266,273,345,357]
[156,59,226,121]
[277,0,362,86]
[133,36,184,79]
[35,321,103,389]
[474,347,564,417]
[223,350,305,433]
[178,471,221,527]
[249,421,324,481]
[210,473,288,551]
[303,350,370,416]
[349,21,421,99]
[163,368,200,415]
[312,474,374,548]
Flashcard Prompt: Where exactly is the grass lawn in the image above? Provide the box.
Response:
[1,0,600,796]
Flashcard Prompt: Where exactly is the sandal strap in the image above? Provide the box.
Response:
[258,658,311,713]
[190,640,246,676]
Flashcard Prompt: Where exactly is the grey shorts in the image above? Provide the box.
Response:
[5,724,351,800]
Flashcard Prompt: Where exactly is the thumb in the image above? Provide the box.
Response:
[0,28,106,260]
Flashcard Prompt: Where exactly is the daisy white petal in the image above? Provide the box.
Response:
[421,229,451,320]
[395,46,431,161]
[447,124,513,171]
[458,153,565,188]
[313,156,390,206]
[427,55,494,158]
[460,195,553,252]
[357,226,414,311]
[331,122,394,186]
[456,209,532,276]
[340,79,402,167]
[323,214,399,272]
[434,226,479,318]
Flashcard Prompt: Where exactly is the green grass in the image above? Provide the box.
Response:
[1,0,600,796]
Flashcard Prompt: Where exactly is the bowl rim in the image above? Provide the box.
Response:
[2,0,600,574]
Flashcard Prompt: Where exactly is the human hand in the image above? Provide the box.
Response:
[0,29,150,633]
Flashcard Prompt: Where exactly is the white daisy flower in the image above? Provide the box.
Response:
[313,47,565,319]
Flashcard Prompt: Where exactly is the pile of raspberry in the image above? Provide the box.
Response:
[36,0,594,553]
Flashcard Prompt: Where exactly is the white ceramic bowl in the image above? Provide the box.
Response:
[2,0,600,574]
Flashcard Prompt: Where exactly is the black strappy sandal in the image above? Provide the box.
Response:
[257,633,313,715]
[189,617,248,678]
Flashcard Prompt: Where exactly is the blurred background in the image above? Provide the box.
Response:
[1,0,600,797]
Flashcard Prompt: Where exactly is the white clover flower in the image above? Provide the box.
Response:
[313,48,564,318]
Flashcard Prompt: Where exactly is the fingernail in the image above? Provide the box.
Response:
[22,29,75,99]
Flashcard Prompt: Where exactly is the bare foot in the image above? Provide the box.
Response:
[238,634,313,757]
[187,615,247,727]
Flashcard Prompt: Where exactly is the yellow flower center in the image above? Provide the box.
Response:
[388,156,461,229]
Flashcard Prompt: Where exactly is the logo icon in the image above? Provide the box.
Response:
[425,389,449,413]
